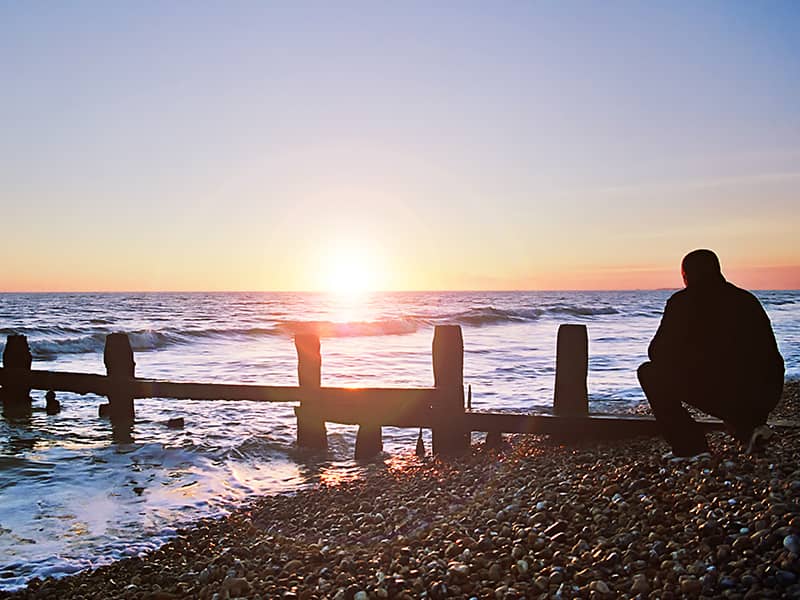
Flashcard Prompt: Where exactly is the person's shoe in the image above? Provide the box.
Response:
[745,425,775,455]
[662,444,711,462]
[662,451,713,466]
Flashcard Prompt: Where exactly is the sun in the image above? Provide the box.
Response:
[322,244,380,295]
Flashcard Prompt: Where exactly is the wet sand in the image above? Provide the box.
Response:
[4,381,799,599]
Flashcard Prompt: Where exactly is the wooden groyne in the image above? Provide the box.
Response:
[0,325,724,458]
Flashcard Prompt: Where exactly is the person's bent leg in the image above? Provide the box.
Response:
[715,378,782,453]
[741,375,783,434]
[638,362,709,456]
[688,374,782,444]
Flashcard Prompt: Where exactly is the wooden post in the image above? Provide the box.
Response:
[553,324,589,417]
[294,334,327,450]
[432,325,469,456]
[101,333,135,421]
[354,423,382,459]
[2,334,33,413]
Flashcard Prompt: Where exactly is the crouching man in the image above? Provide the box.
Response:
[638,249,784,456]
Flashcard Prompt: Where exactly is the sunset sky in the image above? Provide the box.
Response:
[2,2,799,291]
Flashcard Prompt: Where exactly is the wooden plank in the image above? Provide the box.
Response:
[0,368,302,402]
[432,324,468,455]
[463,412,725,437]
[298,388,439,427]
[0,368,440,405]
[102,333,135,420]
[132,380,302,402]
[2,367,754,440]
[554,324,588,416]
[1,336,33,412]
[318,387,438,406]
[1,368,113,396]
[295,333,327,449]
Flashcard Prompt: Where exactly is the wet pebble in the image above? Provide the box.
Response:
[630,573,649,595]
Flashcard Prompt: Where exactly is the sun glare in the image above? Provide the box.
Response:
[322,245,380,295]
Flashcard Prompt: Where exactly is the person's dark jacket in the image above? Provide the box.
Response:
[648,281,784,395]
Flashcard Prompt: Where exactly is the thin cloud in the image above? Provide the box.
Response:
[586,171,800,196]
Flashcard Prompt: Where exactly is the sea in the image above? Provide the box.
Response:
[0,290,798,589]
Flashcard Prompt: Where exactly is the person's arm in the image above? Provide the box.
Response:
[748,296,784,380]
[648,296,683,366]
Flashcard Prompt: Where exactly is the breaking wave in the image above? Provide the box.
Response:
[546,305,620,316]
[451,306,543,325]
[15,304,622,357]
[29,330,187,358]
[450,305,617,325]
[278,319,421,338]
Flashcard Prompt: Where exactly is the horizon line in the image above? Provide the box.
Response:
[1,286,799,294]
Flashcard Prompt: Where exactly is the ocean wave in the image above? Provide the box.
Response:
[180,326,280,338]
[763,298,797,307]
[546,305,620,316]
[225,435,292,462]
[450,306,543,326]
[447,304,617,326]
[13,303,625,358]
[0,325,86,337]
[278,319,420,338]
[29,330,185,358]
[30,335,105,357]
[17,320,421,357]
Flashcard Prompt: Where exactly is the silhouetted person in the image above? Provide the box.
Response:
[638,249,784,456]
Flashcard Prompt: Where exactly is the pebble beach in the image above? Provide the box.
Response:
[3,380,799,599]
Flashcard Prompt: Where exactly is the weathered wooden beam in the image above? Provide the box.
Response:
[0,368,112,395]
[432,325,469,456]
[0,368,439,404]
[297,389,437,427]
[1,334,33,414]
[0,368,303,401]
[0,363,730,440]
[554,324,589,417]
[464,412,725,438]
[355,423,382,459]
[134,380,300,402]
[101,333,136,421]
[295,334,327,450]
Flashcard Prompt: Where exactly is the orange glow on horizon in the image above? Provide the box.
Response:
[0,251,797,293]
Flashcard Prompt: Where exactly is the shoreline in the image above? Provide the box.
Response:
[3,381,799,599]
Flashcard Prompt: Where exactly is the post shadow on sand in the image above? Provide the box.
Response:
[638,249,784,457]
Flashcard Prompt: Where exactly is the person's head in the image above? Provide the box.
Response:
[681,249,724,288]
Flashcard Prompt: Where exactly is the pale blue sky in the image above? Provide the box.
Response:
[1,2,799,290]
